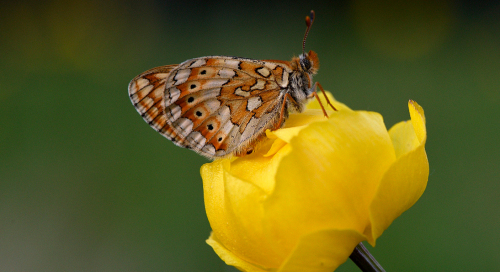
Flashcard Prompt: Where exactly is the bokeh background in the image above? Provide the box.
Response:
[1,0,499,271]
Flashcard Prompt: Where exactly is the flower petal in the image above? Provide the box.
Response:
[368,100,429,244]
[387,120,420,158]
[262,110,396,255]
[263,92,346,157]
[282,110,329,129]
[265,110,328,157]
[408,100,426,143]
[207,232,269,272]
[202,157,287,268]
[229,144,292,195]
[277,229,365,272]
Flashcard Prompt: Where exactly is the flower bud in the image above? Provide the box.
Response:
[202,94,428,271]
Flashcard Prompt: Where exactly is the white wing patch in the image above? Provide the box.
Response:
[247,96,263,111]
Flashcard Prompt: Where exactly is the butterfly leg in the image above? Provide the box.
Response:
[274,93,297,130]
[315,82,337,111]
[308,82,337,117]
[312,92,330,118]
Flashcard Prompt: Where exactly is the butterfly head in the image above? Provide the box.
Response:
[299,50,319,75]
[298,11,319,76]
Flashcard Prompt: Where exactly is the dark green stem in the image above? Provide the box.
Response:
[349,242,385,272]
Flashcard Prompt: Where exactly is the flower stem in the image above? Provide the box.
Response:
[349,242,385,272]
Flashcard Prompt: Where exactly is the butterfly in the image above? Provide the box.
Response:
[128,10,336,160]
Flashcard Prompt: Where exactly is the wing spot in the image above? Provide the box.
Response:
[217,68,236,78]
[190,84,197,89]
[187,97,195,103]
[218,137,222,142]
[223,59,241,69]
[208,124,214,131]
[255,67,270,77]
[200,70,207,75]
[280,71,289,87]
[173,69,191,85]
[196,111,202,117]
[202,144,216,155]
[189,59,207,68]
[247,96,263,111]
[250,79,266,90]
[234,87,250,97]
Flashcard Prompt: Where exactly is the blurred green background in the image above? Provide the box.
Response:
[1,0,499,271]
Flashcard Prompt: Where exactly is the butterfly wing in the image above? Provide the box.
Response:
[129,65,190,146]
[129,57,293,159]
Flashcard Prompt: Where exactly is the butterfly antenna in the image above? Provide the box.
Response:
[302,10,315,55]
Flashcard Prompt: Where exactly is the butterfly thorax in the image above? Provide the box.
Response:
[287,50,320,113]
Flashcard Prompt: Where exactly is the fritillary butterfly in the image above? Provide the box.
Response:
[128,10,336,159]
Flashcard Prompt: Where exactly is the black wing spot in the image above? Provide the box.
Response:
[187,97,195,103]
[200,70,207,75]
[190,84,196,89]
[207,124,214,131]
[196,111,202,117]
[218,137,222,142]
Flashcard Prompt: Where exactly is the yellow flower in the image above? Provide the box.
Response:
[201,93,429,272]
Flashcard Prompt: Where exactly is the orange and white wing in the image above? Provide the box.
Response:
[129,56,293,159]
[129,65,187,145]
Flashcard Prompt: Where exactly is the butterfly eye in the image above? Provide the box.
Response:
[300,57,312,71]
[187,97,195,103]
